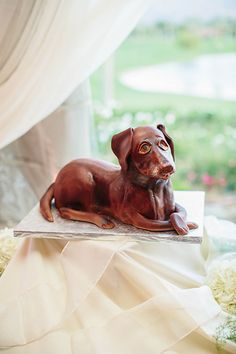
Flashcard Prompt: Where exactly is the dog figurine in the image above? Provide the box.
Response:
[40,124,198,235]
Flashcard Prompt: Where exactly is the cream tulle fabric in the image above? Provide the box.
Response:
[0,220,235,353]
[0,0,153,149]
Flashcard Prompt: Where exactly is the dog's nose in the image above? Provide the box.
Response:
[161,165,174,174]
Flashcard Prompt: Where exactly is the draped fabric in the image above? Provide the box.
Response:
[0,0,153,149]
[43,80,93,167]
[0,120,56,227]
[0,81,93,227]
[0,219,235,353]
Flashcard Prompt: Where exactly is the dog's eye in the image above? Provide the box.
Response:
[158,140,169,151]
[139,143,152,155]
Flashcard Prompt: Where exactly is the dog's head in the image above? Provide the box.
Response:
[111,124,175,180]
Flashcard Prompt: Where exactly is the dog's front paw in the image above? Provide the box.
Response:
[187,221,198,230]
[101,219,115,229]
[170,213,189,235]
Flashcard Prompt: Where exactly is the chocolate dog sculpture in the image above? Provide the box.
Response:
[40,124,198,235]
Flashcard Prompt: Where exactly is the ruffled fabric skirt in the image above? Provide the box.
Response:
[0,223,235,353]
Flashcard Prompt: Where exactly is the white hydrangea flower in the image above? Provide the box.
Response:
[206,254,236,315]
[0,228,19,275]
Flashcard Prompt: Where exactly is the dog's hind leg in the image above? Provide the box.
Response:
[59,207,115,229]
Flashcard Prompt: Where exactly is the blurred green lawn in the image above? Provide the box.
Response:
[91,33,236,113]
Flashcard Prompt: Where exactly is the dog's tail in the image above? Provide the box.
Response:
[40,183,55,222]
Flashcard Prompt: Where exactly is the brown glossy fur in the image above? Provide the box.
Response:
[40,125,198,235]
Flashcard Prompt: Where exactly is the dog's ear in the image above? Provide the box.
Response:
[157,124,175,160]
[111,128,133,171]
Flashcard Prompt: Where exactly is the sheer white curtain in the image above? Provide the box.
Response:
[0,0,153,149]
[44,80,93,166]
[0,81,92,227]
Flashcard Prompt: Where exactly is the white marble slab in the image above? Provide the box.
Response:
[14,191,205,243]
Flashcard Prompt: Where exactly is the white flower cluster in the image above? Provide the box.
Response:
[206,255,236,315]
[0,228,19,276]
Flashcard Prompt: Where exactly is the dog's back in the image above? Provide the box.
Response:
[54,159,120,211]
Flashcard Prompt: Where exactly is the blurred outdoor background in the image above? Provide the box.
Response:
[90,0,236,222]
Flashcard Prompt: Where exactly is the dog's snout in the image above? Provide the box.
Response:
[161,165,174,174]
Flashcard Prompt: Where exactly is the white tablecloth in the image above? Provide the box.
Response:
[0,218,235,354]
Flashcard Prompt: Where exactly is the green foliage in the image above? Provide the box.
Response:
[176,29,200,48]
[93,107,236,191]
[215,316,236,352]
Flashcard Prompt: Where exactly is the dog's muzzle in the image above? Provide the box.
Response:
[159,164,175,179]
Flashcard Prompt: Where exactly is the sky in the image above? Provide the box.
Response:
[141,0,236,25]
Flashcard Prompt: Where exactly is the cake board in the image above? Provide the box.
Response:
[14,191,205,244]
